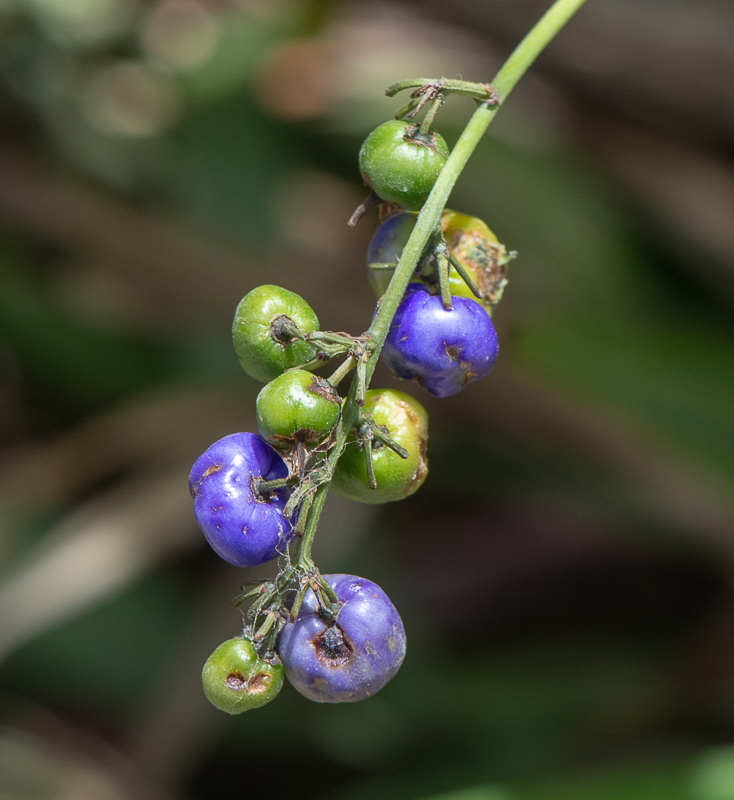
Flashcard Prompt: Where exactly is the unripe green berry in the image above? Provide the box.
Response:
[358,120,449,211]
[233,285,319,383]
[331,389,428,504]
[256,369,341,449]
[202,637,283,714]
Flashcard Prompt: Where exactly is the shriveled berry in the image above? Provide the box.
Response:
[232,285,319,383]
[442,210,510,311]
[331,389,428,504]
[189,432,293,567]
[256,370,341,450]
[277,574,406,703]
[382,283,499,397]
[365,209,510,311]
[358,120,449,211]
[202,637,283,714]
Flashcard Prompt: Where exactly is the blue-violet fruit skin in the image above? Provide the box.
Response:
[277,574,406,703]
[381,283,499,397]
[366,211,417,297]
[189,432,293,567]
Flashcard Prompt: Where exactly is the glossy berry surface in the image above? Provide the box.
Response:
[277,574,406,703]
[365,211,418,297]
[189,432,292,567]
[232,285,319,383]
[358,120,449,211]
[331,389,428,504]
[256,369,340,449]
[202,637,283,714]
[382,283,499,397]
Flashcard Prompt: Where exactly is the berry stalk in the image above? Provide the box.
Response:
[296,0,590,558]
[367,0,589,364]
[194,0,592,711]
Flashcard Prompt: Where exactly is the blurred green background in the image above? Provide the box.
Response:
[0,0,733,798]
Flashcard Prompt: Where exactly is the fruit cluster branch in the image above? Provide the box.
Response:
[192,0,589,714]
[299,0,591,564]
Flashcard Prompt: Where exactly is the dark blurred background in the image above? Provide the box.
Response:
[0,0,733,798]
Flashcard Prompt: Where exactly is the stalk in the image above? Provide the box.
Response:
[291,0,588,569]
[366,0,588,364]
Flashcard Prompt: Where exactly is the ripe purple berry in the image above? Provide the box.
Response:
[277,574,406,703]
[381,283,499,397]
[189,432,293,567]
[365,211,418,297]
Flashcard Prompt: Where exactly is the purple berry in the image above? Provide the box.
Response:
[189,432,293,567]
[277,574,406,703]
[381,283,499,397]
[366,211,417,297]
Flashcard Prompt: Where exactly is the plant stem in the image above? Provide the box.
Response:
[366,0,589,370]
[419,95,444,135]
[445,246,482,298]
[291,482,329,569]
[327,355,356,387]
[291,0,589,568]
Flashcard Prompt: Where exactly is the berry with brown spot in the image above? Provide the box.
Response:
[202,637,283,714]
[277,574,406,703]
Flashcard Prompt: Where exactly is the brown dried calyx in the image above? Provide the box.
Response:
[314,624,353,668]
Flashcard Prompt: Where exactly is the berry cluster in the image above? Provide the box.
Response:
[192,80,513,713]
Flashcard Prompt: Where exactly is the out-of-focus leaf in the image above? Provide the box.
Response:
[351,749,734,800]
[0,725,144,800]
[449,135,647,318]
[170,93,301,243]
[516,320,734,481]
[416,748,734,800]
[0,466,198,660]
[183,10,292,103]
[690,746,734,800]
[420,789,511,800]
[0,568,194,713]
[0,235,162,416]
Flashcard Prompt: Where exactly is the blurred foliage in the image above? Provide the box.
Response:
[0,233,164,417]
[0,1,733,799]
[1,568,194,715]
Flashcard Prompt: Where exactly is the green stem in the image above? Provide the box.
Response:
[419,95,444,135]
[445,246,482,298]
[327,355,356,387]
[437,250,452,310]
[369,426,409,459]
[291,483,329,569]
[367,0,588,370]
[289,0,588,567]
[363,433,377,490]
[386,78,493,101]
[394,96,422,120]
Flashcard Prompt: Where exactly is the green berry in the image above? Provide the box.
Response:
[256,369,341,450]
[358,120,449,211]
[232,285,320,383]
[202,637,283,714]
[331,389,428,504]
